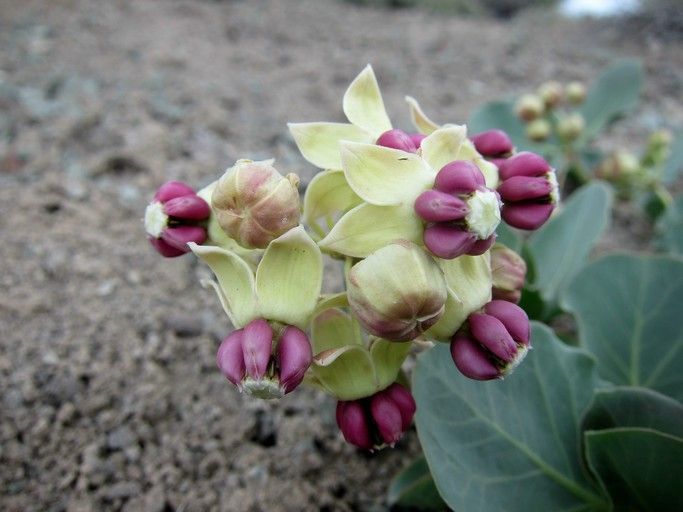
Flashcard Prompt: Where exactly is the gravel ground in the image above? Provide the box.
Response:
[0,1,681,511]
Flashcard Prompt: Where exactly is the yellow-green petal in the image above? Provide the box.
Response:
[341,141,434,206]
[342,65,392,139]
[311,308,362,353]
[318,203,422,258]
[426,253,492,341]
[420,125,468,172]
[255,226,323,328]
[405,96,440,135]
[369,338,411,390]
[189,243,258,328]
[311,345,376,400]
[288,122,371,170]
[303,169,362,229]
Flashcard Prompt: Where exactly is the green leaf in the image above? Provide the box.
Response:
[342,64,392,139]
[341,141,434,206]
[414,323,607,511]
[288,122,371,170]
[580,60,643,140]
[495,222,523,253]
[527,182,613,305]
[656,195,683,255]
[302,169,362,229]
[582,387,683,438]
[319,203,422,258]
[663,130,683,184]
[562,254,683,401]
[584,428,683,512]
[387,456,447,511]
[189,243,258,328]
[255,226,323,328]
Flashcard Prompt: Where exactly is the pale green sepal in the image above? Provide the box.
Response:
[288,122,371,170]
[303,169,362,229]
[255,226,323,328]
[318,203,422,258]
[369,338,411,390]
[311,308,362,353]
[311,345,377,400]
[313,292,350,317]
[342,65,392,139]
[189,242,258,328]
[405,96,440,135]
[426,253,492,341]
[420,125,468,173]
[341,141,434,206]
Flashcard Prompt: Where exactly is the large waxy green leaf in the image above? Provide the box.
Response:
[527,182,612,305]
[584,428,683,512]
[562,254,683,401]
[414,323,607,511]
[580,60,643,140]
[662,129,683,184]
[656,195,683,255]
[387,456,446,511]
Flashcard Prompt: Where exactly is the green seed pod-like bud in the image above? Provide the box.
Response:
[597,151,640,182]
[565,81,586,105]
[642,129,673,169]
[515,94,545,122]
[537,81,563,109]
[526,118,551,142]
[557,113,585,142]
[212,159,301,249]
[490,244,527,303]
[347,241,448,342]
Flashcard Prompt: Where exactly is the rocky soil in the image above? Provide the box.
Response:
[0,0,681,511]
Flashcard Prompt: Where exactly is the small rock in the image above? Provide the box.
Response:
[102,481,142,501]
[163,313,204,337]
[56,402,77,425]
[107,426,136,451]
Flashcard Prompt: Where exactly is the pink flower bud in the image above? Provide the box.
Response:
[423,224,477,260]
[490,244,526,303]
[471,129,513,158]
[434,161,485,195]
[498,152,551,181]
[414,189,469,223]
[145,181,210,257]
[450,334,502,381]
[375,129,418,153]
[467,235,497,256]
[409,133,427,149]
[501,202,554,231]
[242,319,273,380]
[498,176,553,202]
[450,300,531,381]
[217,330,246,386]
[335,383,415,451]
[276,326,312,394]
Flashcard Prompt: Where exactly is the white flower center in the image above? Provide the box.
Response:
[241,377,284,399]
[547,171,560,204]
[144,201,168,238]
[465,189,501,239]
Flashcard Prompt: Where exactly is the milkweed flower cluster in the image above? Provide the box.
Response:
[144,66,558,451]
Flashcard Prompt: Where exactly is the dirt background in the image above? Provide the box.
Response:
[0,1,681,511]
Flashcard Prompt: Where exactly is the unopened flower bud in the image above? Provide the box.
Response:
[347,241,447,341]
[409,132,427,149]
[336,383,416,451]
[471,129,514,158]
[497,152,559,230]
[596,151,640,182]
[526,118,551,142]
[565,81,586,105]
[418,161,501,259]
[642,129,673,169]
[515,94,545,122]
[557,113,585,142]
[450,300,530,380]
[490,244,527,303]
[537,81,563,108]
[216,318,312,399]
[376,129,418,153]
[211,159,301,249]
[144,180,210,257]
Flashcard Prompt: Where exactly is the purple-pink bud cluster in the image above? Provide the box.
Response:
[450,300,530,381]
[471,129,514,159]
[497,152,558,230]
[336,383,416,451]
[145,181,211,257]
[376,129,425,153]
[415,161,499,259]
[216,319,312,396]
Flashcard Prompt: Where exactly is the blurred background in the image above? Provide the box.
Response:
[0,0,680,511]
